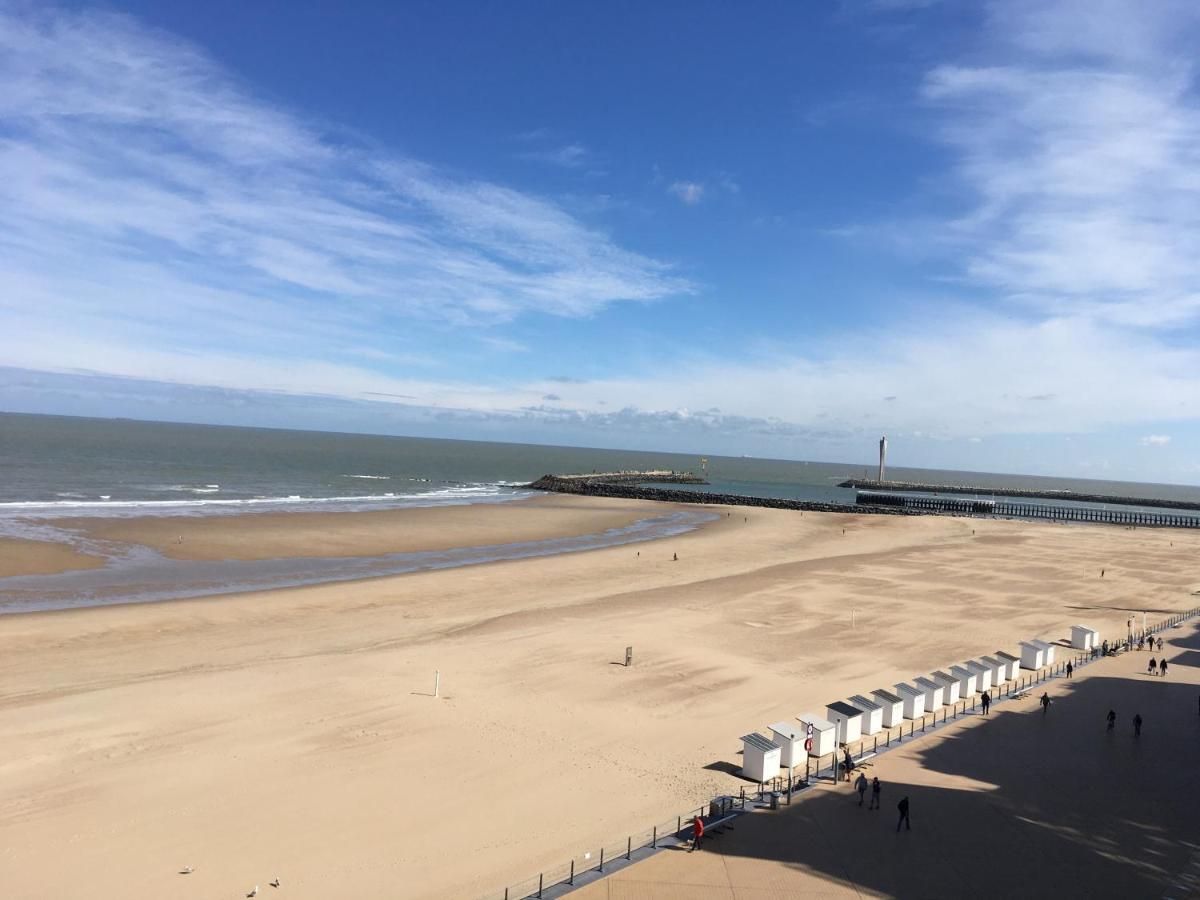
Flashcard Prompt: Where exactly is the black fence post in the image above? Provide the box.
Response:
[652,826,656,849]
[627,836,632,860]
[569,860,575,885]
[599,848,604,873]
[537,873,543,898]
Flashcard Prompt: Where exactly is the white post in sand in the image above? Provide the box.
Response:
[434,670,440,698]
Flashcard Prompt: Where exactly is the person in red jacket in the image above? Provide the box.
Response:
[691,815,705,852]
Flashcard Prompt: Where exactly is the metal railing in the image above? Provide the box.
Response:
[488,606,1200,899]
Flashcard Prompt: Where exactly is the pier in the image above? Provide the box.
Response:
[856,491,1200,528]
[839,479,1200,513]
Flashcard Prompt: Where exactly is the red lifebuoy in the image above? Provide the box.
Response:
[804,738,814,753]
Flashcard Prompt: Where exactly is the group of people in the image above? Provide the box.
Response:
[1105,709,1144,735]
[852,771,908,830]
[1147,657,1169,676]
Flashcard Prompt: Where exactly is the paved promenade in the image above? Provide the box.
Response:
[572,620,1200,899]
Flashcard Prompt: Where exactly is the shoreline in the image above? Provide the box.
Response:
[0,495,717,615]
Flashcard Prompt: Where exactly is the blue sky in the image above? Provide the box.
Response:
[2,0,1200,483]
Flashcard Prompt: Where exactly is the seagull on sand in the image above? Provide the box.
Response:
[178,866,194,875]
[247,887,258,898]
[270,878,281,888]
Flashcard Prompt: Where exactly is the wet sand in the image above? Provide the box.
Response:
[0,537,106,577]
[48,494,657,563]
[1,497,1197,898]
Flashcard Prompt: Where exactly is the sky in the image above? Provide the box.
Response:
[2,0,1200,483]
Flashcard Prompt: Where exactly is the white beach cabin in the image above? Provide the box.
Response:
[1030,639,1056,665]
[796,714,837,759]
[913,676,945,711]
[949,665,978,696]
[768,722,805,769]
[1070,625,1095,651]
[964,660,993,692]
[893,683,927,719]
[932,671,962,705]
[849,694,884,735]
[825,701,864,744]
[740,733,781,783]
[871,689,906,727]
[1019,641,1046,670]
[994,651,1021,681]
[980,655,1007,686]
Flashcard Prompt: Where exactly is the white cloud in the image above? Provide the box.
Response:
[1140,435,1171,446]
[517,142,591,168]
[0,6,692,374]
[920,0,1200,328]
[668,181,706,205]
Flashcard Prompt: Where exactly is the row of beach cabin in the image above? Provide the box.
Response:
[740,624,1099,782]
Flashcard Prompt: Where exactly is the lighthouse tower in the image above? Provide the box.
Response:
[878,436,888,482]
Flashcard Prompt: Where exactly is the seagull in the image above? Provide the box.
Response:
[247,888,258,898]
[270,878,280,888]
[178,866,194,875]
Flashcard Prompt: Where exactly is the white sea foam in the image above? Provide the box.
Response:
[0,483,533,519]
[341,474,391,480]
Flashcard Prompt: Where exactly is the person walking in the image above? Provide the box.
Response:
[855,772,869,806]
[1149,657,1157,676]
[981,690,991,716]
[1158,637,1164,652]
[896,796,911,832]
[1066,661,1073,679]
[1106,709,1116,731]
[1040,693,1051,716]
[870,777,881,810]
[691,814,704,852]
[842,747,854,783]
[1160,660,1169,677]
[1133,713,1143,737]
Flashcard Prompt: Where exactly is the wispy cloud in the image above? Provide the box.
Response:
[1140,435,1171,446]
[668,181,706,205]
[0,7,692,382]
[921,0,1200,327]
[517,142,591,169]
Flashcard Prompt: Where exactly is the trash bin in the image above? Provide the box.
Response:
[769,792,780,810]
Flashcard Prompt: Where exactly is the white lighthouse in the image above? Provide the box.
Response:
[878,436,887,482]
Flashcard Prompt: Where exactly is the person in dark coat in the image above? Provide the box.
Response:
[896,796,911,831]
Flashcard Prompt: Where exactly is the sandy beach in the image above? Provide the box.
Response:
[1,495,1197,898]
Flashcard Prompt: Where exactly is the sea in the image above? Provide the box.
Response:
[2,412,1197,613]
[4,411,1199,514]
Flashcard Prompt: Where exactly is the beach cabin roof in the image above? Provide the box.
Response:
[995,650,1019,662]
[980,655,1002,666]
[894,682,922,697]
[768,722,801,740]
[827,700,861,718]
[849,694,881,710]
[741,733,780,753]
[796,714,835,731]
[932,670,956,683]
[873,688,902,704]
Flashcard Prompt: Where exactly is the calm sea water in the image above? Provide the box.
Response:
[3,411,1200,515]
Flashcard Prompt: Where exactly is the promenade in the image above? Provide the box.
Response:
[572,620,1200,899]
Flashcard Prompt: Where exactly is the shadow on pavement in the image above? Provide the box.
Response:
[695,621,1200,899]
